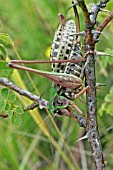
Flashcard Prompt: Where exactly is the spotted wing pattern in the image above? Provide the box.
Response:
[50,19,83,100]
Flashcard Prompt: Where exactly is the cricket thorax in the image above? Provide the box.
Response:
[50,18,84,100]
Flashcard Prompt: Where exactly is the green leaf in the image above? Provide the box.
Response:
[1,88,9,98]
[8,93,16,103]
[110,86,113,96]
[101,57,108,68]
[15,107,24,114]
[0,44,6,60]
[106,103,113,116]
[12,114,22,125]
[0,99,6,112]
[98,103,107,116]
[8,110,13,117]
[0,33,14,45]
[5,103,11,111]
[105,94,112,103]
[104,87,113,103]
[0,61,14,78]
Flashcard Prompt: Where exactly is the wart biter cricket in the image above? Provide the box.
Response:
[8,8,89,115]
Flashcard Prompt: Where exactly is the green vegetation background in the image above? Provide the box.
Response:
[0,0,113,170]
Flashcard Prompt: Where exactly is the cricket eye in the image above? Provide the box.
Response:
[57,99,62,105]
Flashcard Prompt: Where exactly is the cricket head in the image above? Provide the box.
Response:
[49,87,69,115]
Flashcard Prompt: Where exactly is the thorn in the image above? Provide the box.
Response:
[38,97,44,109]
[67,2,78,12]
[96,83,107,89]
[95,51,113,57]
[92,30,101,34]
[75,132,89,144]
[69,31,85,37]
[100,8,111,13]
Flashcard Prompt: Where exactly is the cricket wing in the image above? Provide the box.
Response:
[8,63,82,89]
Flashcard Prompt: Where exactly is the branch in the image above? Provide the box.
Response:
[77,0,106,169]
[94,12,113,42]
[59,109,86,128]
[23,102,38,111]
[0,78,49,108]
[77,0,91,28]
[69,112,86,128]
[90,0,110,25]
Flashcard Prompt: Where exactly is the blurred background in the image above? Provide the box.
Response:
[0,0,113,169]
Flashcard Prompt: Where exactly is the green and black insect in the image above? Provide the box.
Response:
[8,9,88,115]
[50,13,84,100]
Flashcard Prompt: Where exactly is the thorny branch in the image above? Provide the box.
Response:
[77,0,112,169]
[90,0,110,25]
[0,78,86,127]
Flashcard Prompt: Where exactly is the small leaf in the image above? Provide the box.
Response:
[1,88,9,98]
[8,93,16,103]
[15,107,24,114]
[8,110,13,117]
[98,103,107,116]
[0,33,14,46]
[105,94,112,103]
[101,57,108,68]
[0,99,6,111]
[12,114,22,125]
[5,103,11,111]
[110,87,113,96]
[0,44,6,60]
[0,61,13,78]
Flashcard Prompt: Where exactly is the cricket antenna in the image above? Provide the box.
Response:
[17,115,50,145]
[67,1,78,12]
[39,84,52,99]
[72,1,81,46]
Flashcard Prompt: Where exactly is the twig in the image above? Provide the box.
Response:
[23,102,38,111]
[58,109,86,128]
[90,0,110,25]
[0,78,49,108]
[0,114,8,118]
[94,12,113,41]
